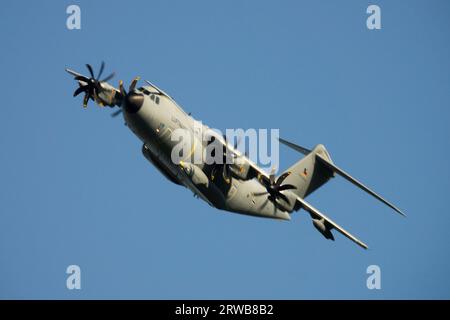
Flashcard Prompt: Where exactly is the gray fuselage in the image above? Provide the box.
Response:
[123,86,291,220]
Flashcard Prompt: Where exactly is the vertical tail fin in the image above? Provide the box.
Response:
[280,141,335,199]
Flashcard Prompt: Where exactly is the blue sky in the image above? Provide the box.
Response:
[0,0,449,299]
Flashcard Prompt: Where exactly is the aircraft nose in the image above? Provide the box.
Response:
[123,93,144,114]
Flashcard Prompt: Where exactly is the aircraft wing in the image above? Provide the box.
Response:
[295,195,369,249]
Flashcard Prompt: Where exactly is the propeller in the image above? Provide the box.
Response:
[254,168,296,205]
[66,63,144,118]
[69,62,115,108]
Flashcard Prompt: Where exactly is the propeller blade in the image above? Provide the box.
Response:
[74,75,90,83]
[129,76,140,92]
[277,184,296,191]
[73,86,87,97]
[83,93,89,108]
[275,172,291,187]
[88,85,96,100]
[101,72,115,83]
[86,64,95,78]
[111,109,123,118]
[65,68,83,78]
[97,61,105,80]
[119,80,126,96]
[276,192,290,205]
[258,196,270,209]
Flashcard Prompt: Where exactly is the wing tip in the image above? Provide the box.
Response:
[393,206,407,217]
[353,237,368,250]
[278,137,312,155]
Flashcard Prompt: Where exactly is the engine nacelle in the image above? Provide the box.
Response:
[95,82,122,107]
[312,218,334,240]
[179,161,210,187]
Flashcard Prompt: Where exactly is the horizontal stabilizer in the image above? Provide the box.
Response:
[295,196,368,249]
[279,138,312,155]
[315,154,406,217]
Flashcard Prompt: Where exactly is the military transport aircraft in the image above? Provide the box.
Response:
[66,62,405,250]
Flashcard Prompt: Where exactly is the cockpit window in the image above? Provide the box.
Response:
[138,87,151,95]
[155,96,160,104]
[150,94,155,101]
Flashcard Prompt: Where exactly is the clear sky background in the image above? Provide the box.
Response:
[0,0,449,299]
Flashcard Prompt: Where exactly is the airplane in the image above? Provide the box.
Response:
[65,62,405,250]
